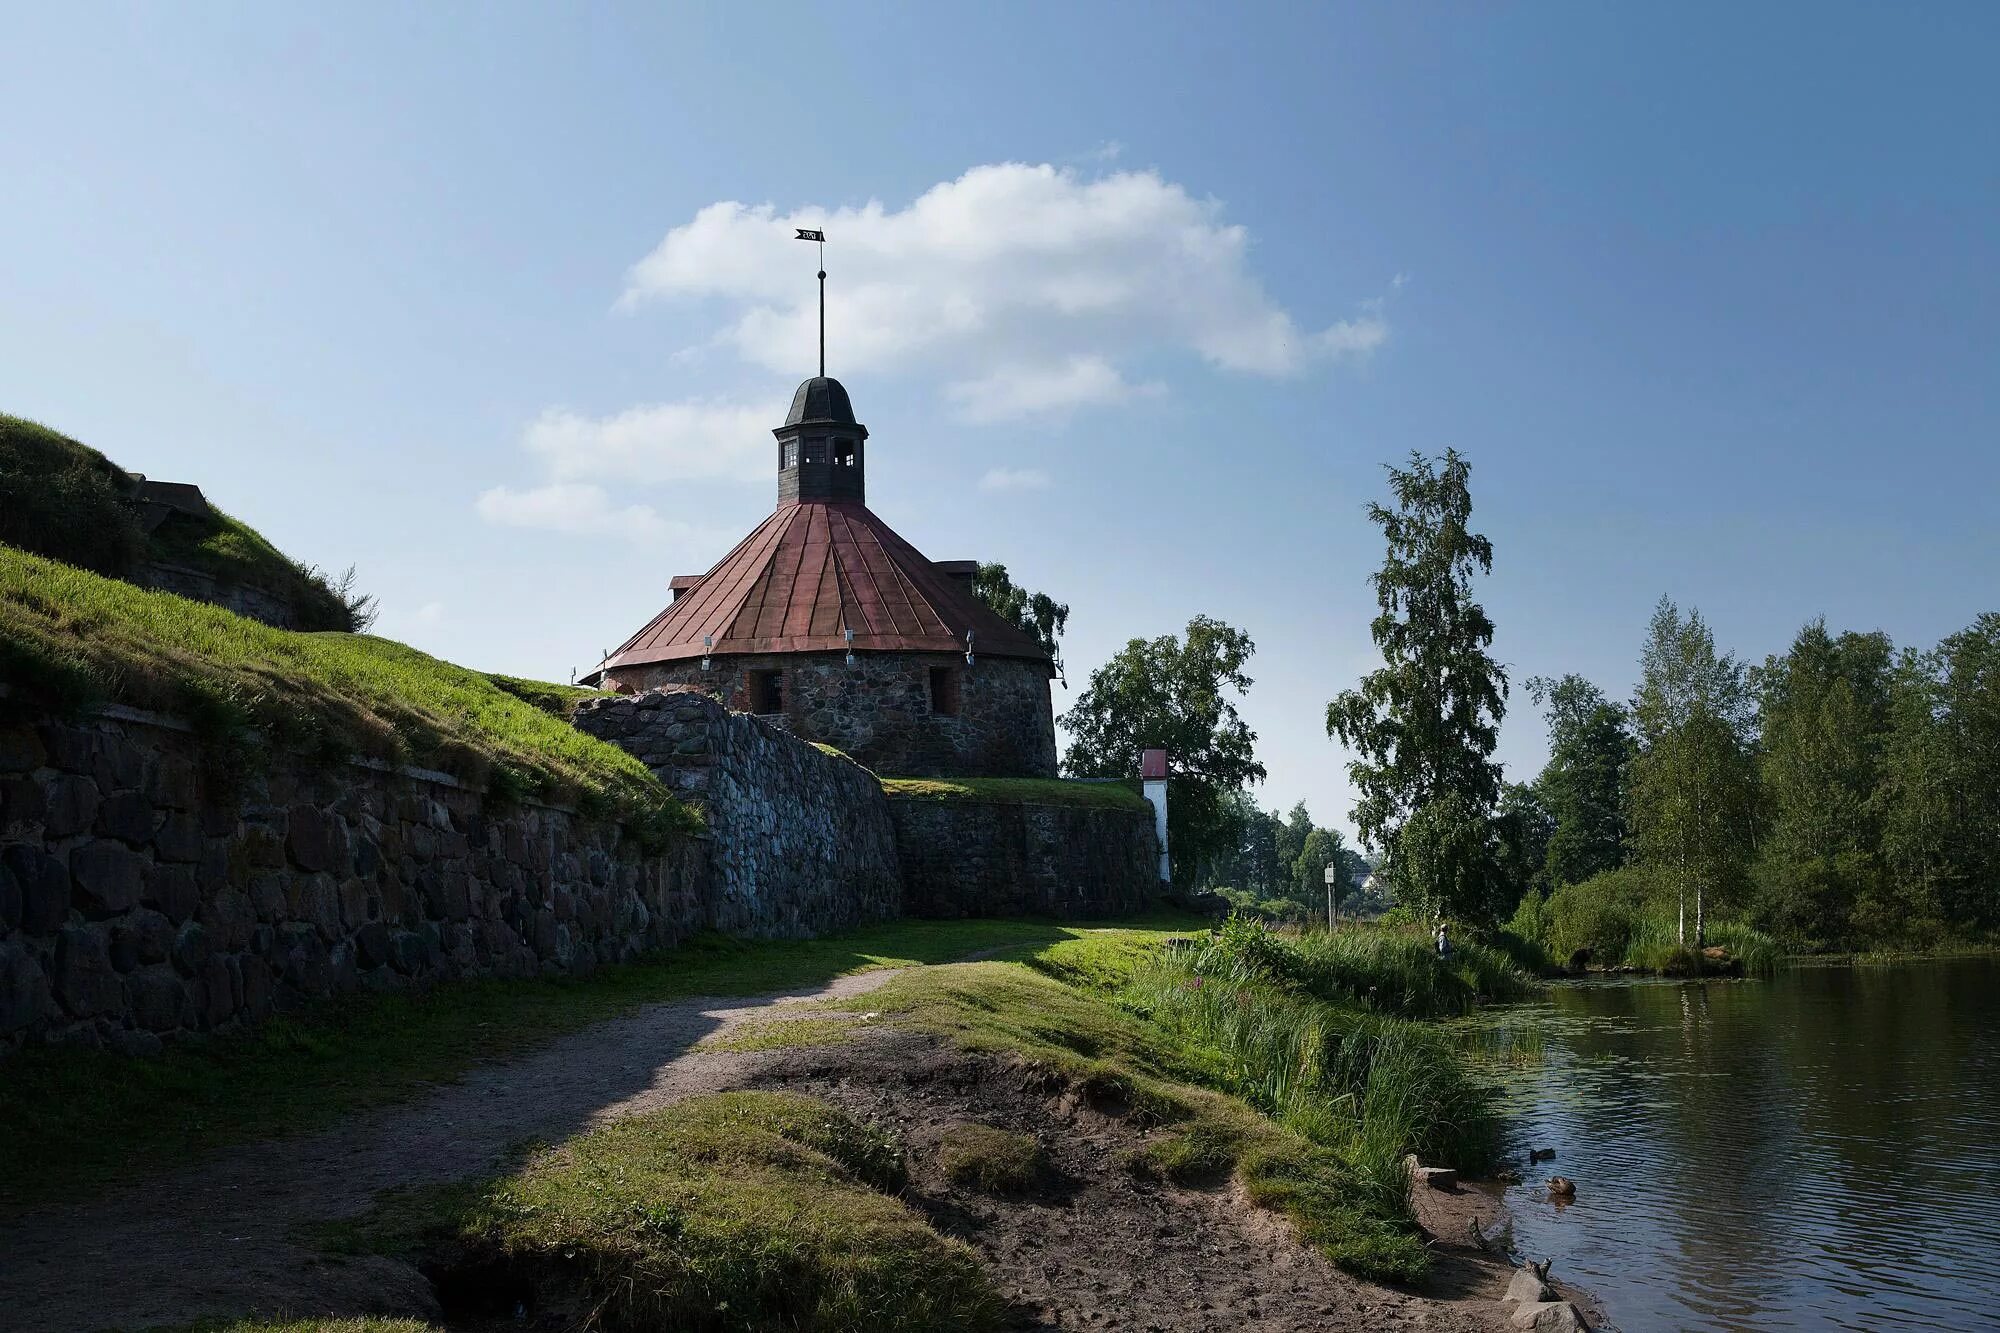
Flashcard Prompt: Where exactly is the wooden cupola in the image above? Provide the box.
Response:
[775,376,867,507]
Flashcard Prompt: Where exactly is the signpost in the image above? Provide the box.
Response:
[1323,862,1340,933]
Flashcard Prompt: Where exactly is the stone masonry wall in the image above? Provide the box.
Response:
[886,795,1161,920]
[615,650,1058,780]
[573,690,901,938]
[134,560,312,631]
[0,707,705,1054]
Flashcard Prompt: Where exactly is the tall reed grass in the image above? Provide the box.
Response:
[1121,921,1512,1216]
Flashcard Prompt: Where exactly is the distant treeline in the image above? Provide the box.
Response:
[1507,604,2000,957]
[1196,793,1379,923]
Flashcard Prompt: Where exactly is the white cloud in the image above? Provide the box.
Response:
[621,163,1386,420]
[947,355,1162,423]
[411,601,445,627]
[1315,314,1388,357]
[480,162,1392,539]
[523,399,779,484]
[475,483,699,546]
[978,466,1053,493]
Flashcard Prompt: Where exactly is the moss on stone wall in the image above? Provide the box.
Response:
[879,776,1149,813]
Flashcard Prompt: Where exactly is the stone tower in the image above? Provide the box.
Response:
[590,376,1058,779]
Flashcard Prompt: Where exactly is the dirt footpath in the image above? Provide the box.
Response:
[0,971,902,1333]
[0,970,1577,1333]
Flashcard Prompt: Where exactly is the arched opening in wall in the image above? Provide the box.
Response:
[928,665,961,717]
[749,668,785,715]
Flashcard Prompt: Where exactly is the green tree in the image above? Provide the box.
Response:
[1241,802,1285,895]
[1878,614,2000,939]
[1627,598,1758,947]
[1494,780,1555,907]
[1274,801,1313,880]
[1294,825,1353,916]
[1062,615,1266,889]
[1750,621,1894,949]
[971,563,1069,682]
[1326,449,1508,922]
[1525,674,1634,889]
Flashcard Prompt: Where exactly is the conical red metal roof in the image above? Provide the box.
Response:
[603,500,1052,670]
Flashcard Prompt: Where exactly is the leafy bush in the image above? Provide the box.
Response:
[1542,866,1658,964]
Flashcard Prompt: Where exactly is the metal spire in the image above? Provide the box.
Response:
[795,228,826,377]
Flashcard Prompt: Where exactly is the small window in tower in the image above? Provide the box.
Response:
[781,439,799,469]
[928,666,961,717]
[803,438,827,465]
[834,439,856,468]
[748,669,785,715]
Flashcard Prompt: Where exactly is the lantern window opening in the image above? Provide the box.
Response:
[803,438,828,465]
[748,668,785,716]
[780,439,799,470]
[929,665,961,717]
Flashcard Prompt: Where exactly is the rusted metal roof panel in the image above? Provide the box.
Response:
[602,500,1051,670]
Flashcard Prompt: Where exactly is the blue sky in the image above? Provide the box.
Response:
[3,3,1995,844]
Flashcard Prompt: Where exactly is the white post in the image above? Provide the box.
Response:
[1323,862,1339,933]
[1141,748,1169,886]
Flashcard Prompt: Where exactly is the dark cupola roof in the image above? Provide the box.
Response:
[785,376,857,426]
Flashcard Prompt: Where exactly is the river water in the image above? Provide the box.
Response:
[1471,957,2000,1331]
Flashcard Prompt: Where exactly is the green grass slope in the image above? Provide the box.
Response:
[0,545,687,833]
[0,412,360,630]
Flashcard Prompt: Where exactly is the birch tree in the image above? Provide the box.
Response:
[1627,599,1758,946]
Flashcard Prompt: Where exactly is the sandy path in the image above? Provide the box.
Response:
[0,970,901,1333]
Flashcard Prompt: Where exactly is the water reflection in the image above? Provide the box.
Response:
[1467,958,2000,1332]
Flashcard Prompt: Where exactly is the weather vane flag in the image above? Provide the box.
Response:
[796,228,826,376]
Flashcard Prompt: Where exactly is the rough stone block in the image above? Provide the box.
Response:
[4,845,70,933]
[95,789,157,845]
[70,842,145,917]
[286,804,336,872]
[2,775,46,828]
[154,812,204,864]
[36,724,94,773]
[41,774,100,838]
[146,754,200,810]
[53,927,121,1016]
[1510,1302,1589,1332]
[198,955,236,1028]
[1506,1270,1555,1304]
[0,941,52,1034]
[127,966,187,1031]
[242,957,274,1020]
[145,863,201,924]
[110,909,174,972]
[354,920,392,969]
[92,735,146,792]
[387,930,426,975]
[0,723,46,774]
[172,920,212,975]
